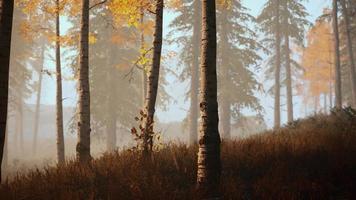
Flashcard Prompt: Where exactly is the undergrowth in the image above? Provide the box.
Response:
[0,109,355,199]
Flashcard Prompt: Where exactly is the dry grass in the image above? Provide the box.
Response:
[1,109,356,200]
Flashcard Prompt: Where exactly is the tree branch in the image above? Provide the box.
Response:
[89,0,108,10]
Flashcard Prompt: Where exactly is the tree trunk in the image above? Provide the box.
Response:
[0,0,14,182]
[274,0,281,128]
[341,0,356,107]
[55,0,65,164]
[220,98,231,139]
[32,44,45,155]
[19,88,24,155]
[106,47,117,152]
[329,36,333,109]
[140,9,147,106]
[106,112,116,151]
[314,95,319,113]
[142,0,164,154]
[333,0,342,108]
[2,124,8,171]
[76,0,91,163]
[324,93,328,113]
[284,16,293,123]
[219,9,231,140]
[196,0,221,198]
[189,0,201,145]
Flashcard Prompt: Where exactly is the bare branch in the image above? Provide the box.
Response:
[89,0,108,10]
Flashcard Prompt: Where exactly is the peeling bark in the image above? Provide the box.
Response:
[76,0,91,163]
[197,0,221,198]
[142,0,164,154]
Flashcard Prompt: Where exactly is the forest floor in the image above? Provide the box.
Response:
[1,109,356,200]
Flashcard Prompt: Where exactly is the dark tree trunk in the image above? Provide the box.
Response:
[0,0,14,182]
[196,0,221,198]
[189,0,201,145]
[142,0,164,154]
[333,0,342,108]
[55,0,65,164]
[32,44,45,155]
[274,0,281,128]
[76,0,91,163]
[341,0,356,107]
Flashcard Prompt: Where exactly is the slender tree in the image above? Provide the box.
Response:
[283,0,293,123]
[217,1,262,139]
[168,0,201,145]
[142,0,164,154]
[340,0,356,107]
[333,0,342,108]
[189,0,200,145]
[196,0,221,198]
[274,0,281,128]
[0,0,14,182]
[32,43,45,155]
[258,0,282,128]
[55,0,65,164]
[77,0,91,162]
[89,8,142,152]
[140,8,148,106]
[281,0,310,122]
[300,19,335,113]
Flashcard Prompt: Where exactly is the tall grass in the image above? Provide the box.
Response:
[1,109,356,199]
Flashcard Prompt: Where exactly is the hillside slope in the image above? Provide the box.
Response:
[1,109,355,200]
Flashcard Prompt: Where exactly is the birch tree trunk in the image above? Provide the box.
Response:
[0,0,14,182]
[142,0,164,154]
[341,0,356,107]
[333,0,342,108]
[274,0,281,128]
[55,0,65,164]
[189,0,201,145]
[32,44,45,155]
[76,0,91,163]
[197,0,221,198]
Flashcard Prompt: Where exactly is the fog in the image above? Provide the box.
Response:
[2,0,347,178]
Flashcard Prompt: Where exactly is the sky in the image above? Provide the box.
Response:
[28,0,331,128]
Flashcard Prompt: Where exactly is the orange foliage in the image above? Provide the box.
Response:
[300,20,335,106]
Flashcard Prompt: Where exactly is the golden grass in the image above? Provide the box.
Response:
[1,109,356,200]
